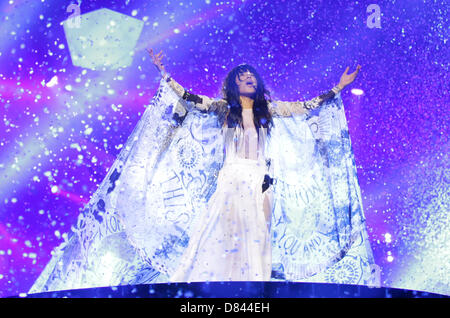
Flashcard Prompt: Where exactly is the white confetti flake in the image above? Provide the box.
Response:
[84,127,93,135]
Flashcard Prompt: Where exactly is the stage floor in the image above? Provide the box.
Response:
[20,282,448,298]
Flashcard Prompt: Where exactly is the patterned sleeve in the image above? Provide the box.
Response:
[164,74,219,113]
[269,85,342,117]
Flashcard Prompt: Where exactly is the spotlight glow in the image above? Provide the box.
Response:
[384,233,392,243]
[351,88,364,95]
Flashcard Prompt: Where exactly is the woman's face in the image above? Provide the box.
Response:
[235,70,257,97]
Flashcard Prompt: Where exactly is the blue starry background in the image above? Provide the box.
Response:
[0,0,448,297]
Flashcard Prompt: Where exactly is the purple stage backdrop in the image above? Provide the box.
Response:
[0,0,448,298]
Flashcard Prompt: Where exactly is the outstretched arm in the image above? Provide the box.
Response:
[147,48,221,113]
[269,65,361,117]
[269,84,343,117]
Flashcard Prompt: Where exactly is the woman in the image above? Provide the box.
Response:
[29,49,373,294]
[147,48,361,282]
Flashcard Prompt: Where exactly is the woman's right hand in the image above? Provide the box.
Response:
[147,48,167,77]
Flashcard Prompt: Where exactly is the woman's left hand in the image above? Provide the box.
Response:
[338,65,361,89]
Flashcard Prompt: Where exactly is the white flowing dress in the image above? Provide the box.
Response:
[170,108,274,282]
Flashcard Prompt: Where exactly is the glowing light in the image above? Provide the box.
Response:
[351,88,364,95]
[384,232,392,243]
[387,251,394,262]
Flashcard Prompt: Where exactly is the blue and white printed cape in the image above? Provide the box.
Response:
[29,78,379,293]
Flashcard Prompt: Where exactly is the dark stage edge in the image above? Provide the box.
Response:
[20,282,448,298]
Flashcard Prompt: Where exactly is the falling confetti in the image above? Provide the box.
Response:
[0,0,448,298]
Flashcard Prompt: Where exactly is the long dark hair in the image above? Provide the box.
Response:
[221,64,274,138]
